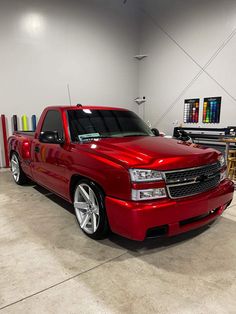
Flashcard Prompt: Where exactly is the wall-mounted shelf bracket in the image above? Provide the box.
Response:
[134,97,146,105]
[134,54,148,60]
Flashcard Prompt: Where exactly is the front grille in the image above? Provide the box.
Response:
[164,163,221,199]
[165,162,221,184]
[167,174,220,198]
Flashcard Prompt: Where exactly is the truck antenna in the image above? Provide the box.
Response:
[67,84,72,106]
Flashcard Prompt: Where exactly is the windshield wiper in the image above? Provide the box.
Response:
[122,134,149,137]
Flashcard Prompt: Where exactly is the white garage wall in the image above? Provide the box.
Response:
[1,0,236,167]
[0,0,140,166]
[0,0,139,125]
[138,0,236,134]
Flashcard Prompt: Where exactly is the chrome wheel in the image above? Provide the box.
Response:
[74,183,100,234]
[11,154,20,183]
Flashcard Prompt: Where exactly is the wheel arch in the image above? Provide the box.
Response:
[9,149,18,159]
[9,150,21,164]
[69,174,106,203]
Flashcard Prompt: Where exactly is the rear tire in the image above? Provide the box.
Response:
[10,153,28,185]
[73,179,109,240]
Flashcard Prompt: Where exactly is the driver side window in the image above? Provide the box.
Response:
[41,110,64,139]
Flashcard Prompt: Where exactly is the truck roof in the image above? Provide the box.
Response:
[45,105,129,111]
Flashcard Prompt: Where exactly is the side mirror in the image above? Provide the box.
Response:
[151,128,160,136]
[39,131,64,144]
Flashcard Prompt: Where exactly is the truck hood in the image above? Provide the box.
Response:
[76,136,221,170]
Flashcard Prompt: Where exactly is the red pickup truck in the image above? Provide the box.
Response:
[8,106,234,240]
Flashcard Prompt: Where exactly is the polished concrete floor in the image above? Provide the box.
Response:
[0,169,236,314]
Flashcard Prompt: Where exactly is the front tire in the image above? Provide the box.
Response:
[10,153,28,185]
[73,179,109,239]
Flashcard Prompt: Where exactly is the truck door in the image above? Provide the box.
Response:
[31,110,69,198]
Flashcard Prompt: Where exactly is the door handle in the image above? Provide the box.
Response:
[34,146,40,153]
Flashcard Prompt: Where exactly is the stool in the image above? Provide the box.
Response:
[227,157,236,180]
[229,149,236,157]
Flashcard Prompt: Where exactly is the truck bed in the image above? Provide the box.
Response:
[14,131,35,137]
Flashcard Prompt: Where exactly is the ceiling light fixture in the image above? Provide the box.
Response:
[21,13,45,36]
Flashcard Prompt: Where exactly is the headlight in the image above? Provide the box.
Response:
[129,169,163,182]
[132,188,167,201]
[218,155,226,168]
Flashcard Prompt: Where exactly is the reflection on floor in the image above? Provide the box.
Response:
[0,169,236,313]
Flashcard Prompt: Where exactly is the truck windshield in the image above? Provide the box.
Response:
[67,109,154,142]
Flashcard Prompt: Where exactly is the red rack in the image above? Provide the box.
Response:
[1,115,9,168]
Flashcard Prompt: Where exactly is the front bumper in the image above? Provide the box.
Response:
[105,179,234,241]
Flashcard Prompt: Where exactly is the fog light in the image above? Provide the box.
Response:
[132,188,166,201]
